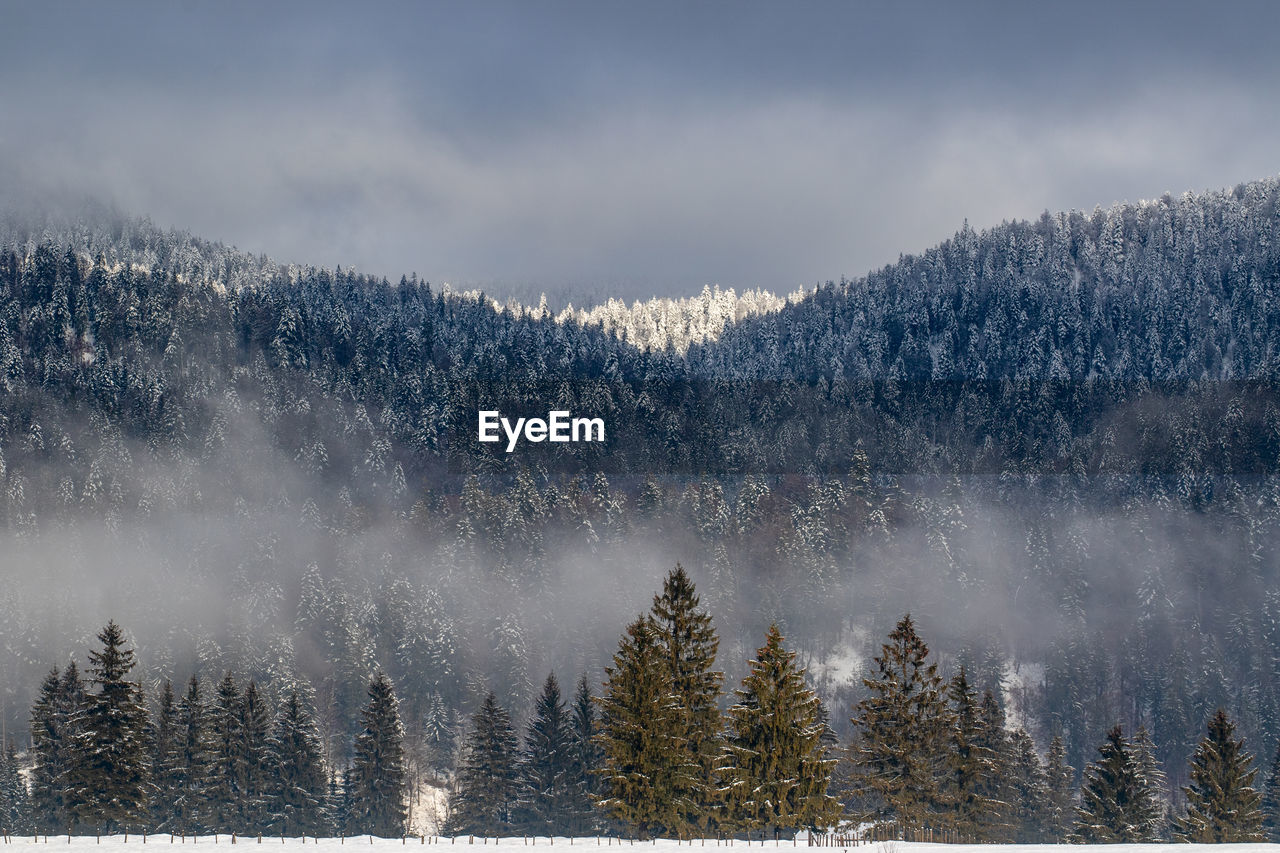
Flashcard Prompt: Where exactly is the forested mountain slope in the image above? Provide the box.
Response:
[1,180,1280,790]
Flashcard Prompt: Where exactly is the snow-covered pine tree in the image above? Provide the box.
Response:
[149,680,182,833]
[1006,729,1049,842]
[1172,709,1265,842]
[1072,725,1160,842]
[850,614,953,832]
[171,676,211,834]
[1130,724,1168,839]
[67,621,151,833]
[205,672,245,832]
[595,616,689,839]
[1263,739,1280,841]
[517,673,576,835]
[973,690,1014,841]
[565,674,601,836]
[944,668,995,837]
[241,681,273,833]
[446,691,518,836]
[267,688,331,837]
[717,624,840,837]
[650,564,723,834]
[346,673,408,837]
[0,739,30,834]
[1043,735,1074,841]
[29,664,84,832]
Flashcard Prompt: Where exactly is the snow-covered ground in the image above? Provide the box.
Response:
[2,839,1279,853]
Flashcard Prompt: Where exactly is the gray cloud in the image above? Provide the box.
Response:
[4,1,1280,300]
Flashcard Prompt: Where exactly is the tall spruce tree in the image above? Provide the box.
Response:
[0,740,30,834]
[1072,725,1160,842]
[595,616,689,839]
[850,614,953,831]
[171,676,211,834]
[205,672,245,832]
[944,668,995,837]
[650,564,723,834]
[1043,735,1074,841]
[717,624,840,837]
[347,672,408,837]
[1263,739,1280,842]
[67,621,151,833]
[518,674,577,835]
[149,680,182,833]
[1130,724,1168,839]
[267,689,331,837]
[1006,729,1049,843]
[973,690,1014,841]
[566,674,602,836]
[447,692,519,836]
[1173,709,1266,842]
[29,664,84,832]
[241,681,273,834]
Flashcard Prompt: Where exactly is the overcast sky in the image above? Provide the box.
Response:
[4,1,1279,301]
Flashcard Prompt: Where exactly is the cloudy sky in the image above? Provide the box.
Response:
[4,1,1279,301]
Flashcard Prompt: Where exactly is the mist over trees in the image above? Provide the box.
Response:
[3,177,1280,816]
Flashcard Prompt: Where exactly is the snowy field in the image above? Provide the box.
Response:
[2,840,1279,853]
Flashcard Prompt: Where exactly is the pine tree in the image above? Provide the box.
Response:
[1130,724,1168,840]
[973,690,1014,841]
[29,664,84,832]
[205,672,245,832]
[149,680,182,832]
[1263,739,1280,842]
[171,676,212,834]
[241,681,273,834]
[1172,709,1266,842]
[267,689,331,837]
[1072,725,1160,842]
[717,624,840,837]
[1043,735,1074,841]
[447,692,519,836]
[595,616,689,839]
[67,621,151,833]
[650,564,723,834]
[565,674,601,836]
[518,674,577,835]
[347,672,408,837]
[850,614,953,831]
[943,668,995,837]
[0,740,31,834]
[1006,729,1049,842]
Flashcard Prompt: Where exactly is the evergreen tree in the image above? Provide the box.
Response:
[943,668,994,837]
[29,664,83,832]
[267,689,331,837]
[1006,729,1049,843]
[1172,709,1266,842]
[717,624,840,836]
[447,692,519,836]
[1043,735,1074,841]
[241,681,273,833]
[850,614,953,831]
[1130,724,1168,839]
[565,674,601,836]
[171,675,211,834]
[149,680,181,832]
[346,672,408,837]
[650,564,723,834]
[205,672,245,832]
[595,616,689,839]
[67,621,151,833]
[1263,739,1280,842]
[0,740,30,834]
[1072,725,1160,842]
[973,690,1014,841]
[518,674,576,835]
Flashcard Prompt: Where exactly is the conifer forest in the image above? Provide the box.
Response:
[4,173,1280,840]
